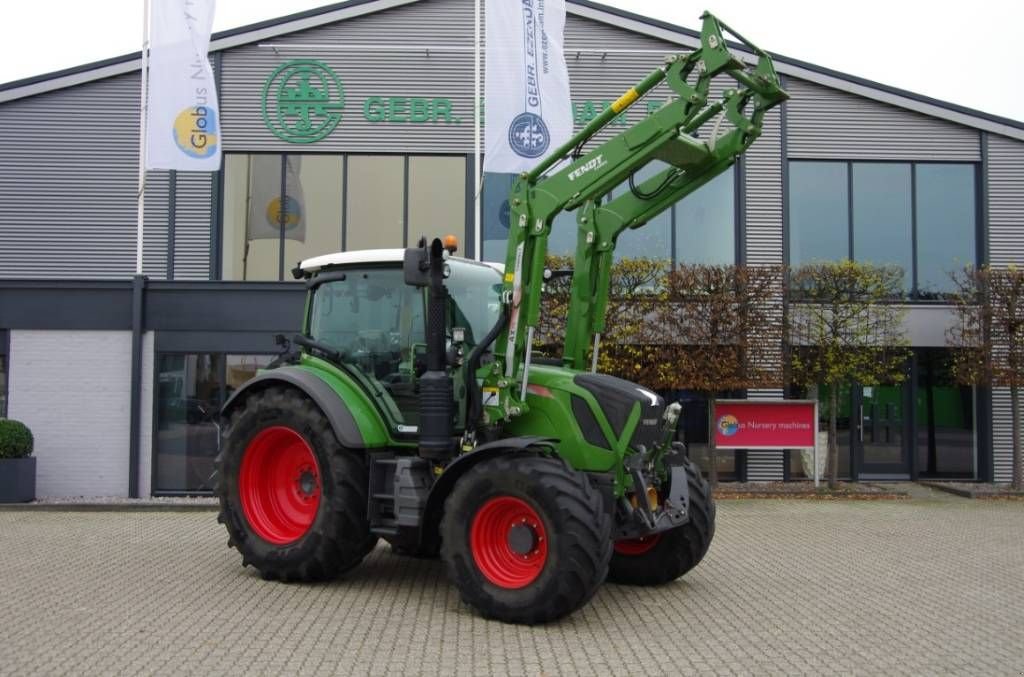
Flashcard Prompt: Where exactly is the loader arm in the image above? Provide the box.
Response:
[486,11,788,423]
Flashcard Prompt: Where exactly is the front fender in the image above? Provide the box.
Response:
[418,436,556,549]
[220,365,390,449]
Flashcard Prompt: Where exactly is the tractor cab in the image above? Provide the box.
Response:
[297,248,503,436]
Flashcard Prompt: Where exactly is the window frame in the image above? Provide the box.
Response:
[786,159,981,300]
[215,151,473,281]
[481,163,741,267]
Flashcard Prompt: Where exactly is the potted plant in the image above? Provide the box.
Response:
[0,419,35,503]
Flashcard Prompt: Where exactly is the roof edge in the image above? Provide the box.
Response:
[1,0,1021,139]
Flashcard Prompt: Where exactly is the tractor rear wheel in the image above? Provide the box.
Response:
[607,455,716,586]
[215,386,377,581]
[440,454,612,625]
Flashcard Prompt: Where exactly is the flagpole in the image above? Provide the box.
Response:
[136,0,152,276]
[473,0,482,260]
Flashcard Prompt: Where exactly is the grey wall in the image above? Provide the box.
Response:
[785,78,981,160]
[7,330,150,497]
[985,134,1024,482]
[0,75,179,280]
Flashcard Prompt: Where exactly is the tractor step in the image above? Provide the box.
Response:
[368,455,432,540]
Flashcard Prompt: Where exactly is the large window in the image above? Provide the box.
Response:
[482,164,736,266]
[789,161,977,297]
[154,353,273,494]
[222,154,466,280]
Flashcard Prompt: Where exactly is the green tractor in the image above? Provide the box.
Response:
[216,12,787,624]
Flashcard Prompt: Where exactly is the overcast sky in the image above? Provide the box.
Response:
[2,0,1021,122]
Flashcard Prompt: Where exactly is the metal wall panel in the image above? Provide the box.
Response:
[0,74,176,279]
[985,135,1024,482]
[744,388,785,481]
[173,172,213,279]
[218,0,682,154]
[744,107,783,264]
[990,388,1016,483]
[987,135,1024,267]
[786,78,981,161]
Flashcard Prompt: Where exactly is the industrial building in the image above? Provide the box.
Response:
[0,0,1021,496]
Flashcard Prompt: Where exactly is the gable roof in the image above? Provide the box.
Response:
[2,0,1022,141]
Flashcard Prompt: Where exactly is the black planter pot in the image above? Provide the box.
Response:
[0,457,36,503]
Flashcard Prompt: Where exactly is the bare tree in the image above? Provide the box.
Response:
[787,261,910,489]
[947,265,1024,489]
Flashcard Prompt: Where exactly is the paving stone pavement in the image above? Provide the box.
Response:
[1,497,1021,676]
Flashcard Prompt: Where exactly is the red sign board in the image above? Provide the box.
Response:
[713,400,817,450]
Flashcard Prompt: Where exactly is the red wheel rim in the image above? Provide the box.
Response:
[614,533,662,556]
[239,426,321,545]
[469,496,548,589]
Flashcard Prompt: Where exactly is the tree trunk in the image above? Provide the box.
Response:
[828,386,839,490]
[1012,385,1022,491]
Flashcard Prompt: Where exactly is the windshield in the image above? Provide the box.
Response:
[308,267,422,426]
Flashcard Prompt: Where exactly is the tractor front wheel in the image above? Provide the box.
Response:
[215,386,377,581]
[440,454,612,624]
[607,455,716,586]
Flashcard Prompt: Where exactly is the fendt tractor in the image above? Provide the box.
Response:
[216,12,787,624]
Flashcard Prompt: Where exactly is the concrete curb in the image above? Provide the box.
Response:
[918,481,1024,500]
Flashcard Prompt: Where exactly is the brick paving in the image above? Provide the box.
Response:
[0,496,1021,675]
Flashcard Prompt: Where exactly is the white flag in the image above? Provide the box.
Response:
[484,0,572,173]
[145,0,221,171]
[246,156,306,243]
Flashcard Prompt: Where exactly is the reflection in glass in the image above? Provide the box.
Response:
[155,354,223,493]
[482,172,516,263]
[155,353,275,493]
[916,350,975,478]
[852,163,912,292]
[915,164,976,296]
[789,162,848,266]
[818,383,853,479]
[615,160,672,264]
[0,355,6,417]
[669,390,737,481]
[408,156,466,247]
[860,384,904,467]
[675,166,735,265]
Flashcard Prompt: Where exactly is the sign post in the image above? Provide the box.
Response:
[713,400,820,487]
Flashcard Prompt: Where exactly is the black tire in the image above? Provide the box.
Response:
[440,454,612,625]
[607,455,716,586]
[215,386,377,581]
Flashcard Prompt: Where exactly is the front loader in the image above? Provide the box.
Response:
[216,12,787,624]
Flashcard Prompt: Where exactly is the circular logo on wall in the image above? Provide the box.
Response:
[717,414,740,437]
[508,112,550,158]
[172,106,219,159]
[262,60,345,144]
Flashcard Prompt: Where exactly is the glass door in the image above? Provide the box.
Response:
[854,384,911,478]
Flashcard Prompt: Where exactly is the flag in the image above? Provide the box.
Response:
[145,0,221,171]
[484,0,572,173]
[246,156,306,242]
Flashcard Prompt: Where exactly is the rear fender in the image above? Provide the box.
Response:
[220,365,389,449]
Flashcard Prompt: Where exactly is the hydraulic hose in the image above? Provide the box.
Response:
[465,305,509,432]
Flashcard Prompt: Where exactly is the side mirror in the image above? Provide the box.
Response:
[404,236,429,287]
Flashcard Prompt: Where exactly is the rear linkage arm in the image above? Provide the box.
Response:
[486,12,788,422]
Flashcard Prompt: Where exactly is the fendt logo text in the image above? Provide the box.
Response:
[567,154,606,182]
